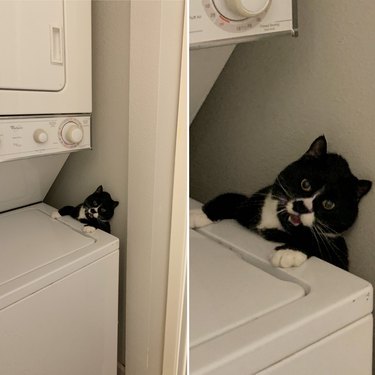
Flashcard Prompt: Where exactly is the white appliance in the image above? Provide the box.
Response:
[0,2,120,374]
[0,204,119,375]
[190,0,297,48]
[190,199,373,375]
[0,0,91,116]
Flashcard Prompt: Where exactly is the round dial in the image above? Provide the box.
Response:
[33,129,48,144]
[225,0,270,18]
[204,0,271,33]
[60,121,84,146]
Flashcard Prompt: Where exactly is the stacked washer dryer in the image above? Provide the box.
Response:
[190,1,373,374]
[0,2,119,374]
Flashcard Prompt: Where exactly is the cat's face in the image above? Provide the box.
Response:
[83,185,119,221]
[272,136,371,235]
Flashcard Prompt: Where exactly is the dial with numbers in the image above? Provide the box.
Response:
[203,0,271,33]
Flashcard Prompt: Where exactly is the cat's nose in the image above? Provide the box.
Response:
[90,208,96,214]
[293,200,311,214]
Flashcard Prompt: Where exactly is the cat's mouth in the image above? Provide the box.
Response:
[289,214,302,226]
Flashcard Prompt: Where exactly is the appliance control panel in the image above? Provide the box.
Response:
[190,0,297,48]
[0,115,91,162]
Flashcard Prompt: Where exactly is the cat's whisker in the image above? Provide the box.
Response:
[316,219,341,236]
[312,225,334,263]
[276,176,292,199]
[310,226,326,261]
[313,224,347,267]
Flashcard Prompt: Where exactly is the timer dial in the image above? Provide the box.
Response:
[204,0,271,33]
[59,120,84,146]
[225,0,270,18]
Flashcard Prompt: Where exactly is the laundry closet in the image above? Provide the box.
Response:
[190,1,374,374]
[0,1,186,375]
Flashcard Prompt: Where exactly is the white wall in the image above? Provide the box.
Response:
[46,0,130,365]
[190,1,375,288]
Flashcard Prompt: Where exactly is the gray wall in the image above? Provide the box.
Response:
[190,0,375,285]
[46,0,130,365]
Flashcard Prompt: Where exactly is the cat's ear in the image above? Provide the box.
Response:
[305,136,327,158]
[95,185,103,194]
[357,180,372,200]
[113,201,119,208]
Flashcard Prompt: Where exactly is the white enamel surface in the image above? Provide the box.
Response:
[0,240,119,375]
[0,0,91,116]
[190,230,304,347]
[0,208,94,287]
[0,203,119,311]
[0,154,68,212]
[258,316,373,375]
[190,199,373,374]
[190,46,235,123]
[0,1,65,91]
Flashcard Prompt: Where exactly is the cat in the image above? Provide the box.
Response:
[190,136,372,270]
[52,185,119,234]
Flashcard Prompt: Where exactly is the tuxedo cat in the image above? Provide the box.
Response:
[52,185,119,233]
[190,136,372,270]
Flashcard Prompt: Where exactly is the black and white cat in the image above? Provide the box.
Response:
[52,185,119,234]
[190,136,372,270]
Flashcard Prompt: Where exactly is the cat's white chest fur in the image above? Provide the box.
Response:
[256,194,283,231]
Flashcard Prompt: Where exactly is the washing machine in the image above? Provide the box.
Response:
[0,203,119,375]
[190,199,373,374]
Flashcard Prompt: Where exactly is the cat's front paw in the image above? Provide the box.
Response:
[190,208,213,229]
[83,225,96,234]
[51,211,61,220]
[271,249,307,268]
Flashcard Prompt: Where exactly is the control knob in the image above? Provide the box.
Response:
[61,121,84,146]
[33,129,48,144]
[226,0,270,17]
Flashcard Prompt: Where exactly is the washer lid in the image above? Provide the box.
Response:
[190,230,305,347]
[0,207,94,287]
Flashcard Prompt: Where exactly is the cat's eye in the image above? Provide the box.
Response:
[101,208,107,213]
[93,201,97,206]
[322,200,335,210]
[301,179,312,192]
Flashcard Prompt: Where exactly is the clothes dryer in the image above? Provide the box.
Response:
[190,198,373,375]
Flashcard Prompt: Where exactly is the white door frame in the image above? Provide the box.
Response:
[126,1,186,374]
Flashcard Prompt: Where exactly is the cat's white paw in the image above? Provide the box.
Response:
[51,211,61,220]
[271,249,307,268]
[190,208,213,228]
[83,225,96,233]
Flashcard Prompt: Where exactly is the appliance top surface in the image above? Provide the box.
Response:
[0,206,94,287]
[190,229,305,347]
[0,203,119,310]
[189,199,373,374]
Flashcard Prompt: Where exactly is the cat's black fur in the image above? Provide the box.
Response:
[57,185,119,233]
[202,136,372,270]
